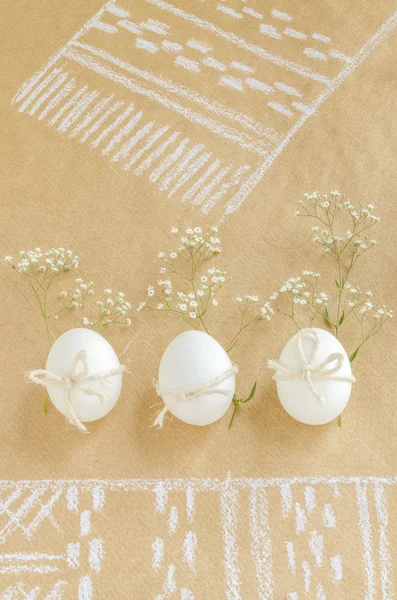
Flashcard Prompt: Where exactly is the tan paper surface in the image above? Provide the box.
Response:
[1,0,397,597]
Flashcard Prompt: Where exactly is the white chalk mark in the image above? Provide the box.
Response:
[316,583,327,600]
[275,81,302,97]
[118,19,142,34]
[169,151,212,198]
[288,594,298,600]
[193,164,232,206]
[18,68,62,113]
[89,538,103,573]
[168,506,179,534]
[292,101,311,113]
[186,486,196,523]
[91,103,135,148]
[162,40,183,53]
[284,27,307,40]
[217,4,243,19]
[112,120,154,161]
[102,110,142,155]
[332,483,340,498]
[260,24,282,40]
[135,131,180,175]
[155,481,168,514]
[0,489,46,543]
[136,38,159,54]
[302,560,311,594]
[0,565,59,574]
[304,48,327,61]
[180,590,195,600]
[70,95,113,138]
[295,502,307,534]
[374,484,394,600]
[220,479,241,600]
[230,61,255,74]
[268,101,293,117]
[90,19,118,34]
[106,4,130,18]
[124,124,168,169]
[144,0,330,84]
[44,581,68,600]
[183,158,220,203]
[49,85,88,127]
[66,543,80,568]
[280,482,292,518]
[249,485,274,600]
[271,9,292,22]
[187,39,213,54]
[80,100,124,144]
[57,90,99,133]
[246,78,273,94]
[202,165,251,214]
[356,482,376,600]
[0,552,63,562]
[164,564,177,595]
[220,75,243,91]
[202,56,228,71]
[183,531,197,573]
[142,18,170,35]
[323,503,336,528]
[80,510,91,537]
[78,576,92,600]
[285,541,296,575]
[312,33,331,43]
[28,72,68,115]
[66,46,267,154]
[25,489,63,537]
[67,486,79,512]
[309,531,324,567]
[305,486,316,513]
[175,55,201,73]
[159,143,204,190]
[152,537,164,572]
[329,49,352,63]
[38,79,76,121]
[92,485,105,511]
[330,555,343,584]
[242,7,262,20]
[150,138,189,182]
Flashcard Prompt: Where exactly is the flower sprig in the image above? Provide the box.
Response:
[293,191,392,360]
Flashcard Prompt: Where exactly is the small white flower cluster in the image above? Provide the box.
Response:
[235,295,273,321]
[59,279,132,328]
[5,248,79,276]
[271,271,328,328]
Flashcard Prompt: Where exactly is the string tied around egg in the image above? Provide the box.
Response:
[26,350,126,433]
[268,329,355,404]
[152,364,239,429]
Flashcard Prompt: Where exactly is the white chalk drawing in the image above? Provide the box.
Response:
[0,476,396,598]
[11,1,397,215]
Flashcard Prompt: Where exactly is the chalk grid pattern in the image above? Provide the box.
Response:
[0,476,395,598]
[11,1,397,215]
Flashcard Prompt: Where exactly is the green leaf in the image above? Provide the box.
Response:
[338,311,345,326]
[349,347,360,363]
[324,307,333,327]
[242,381,257,404]
[338,414,343,427]
[335,279,340,289]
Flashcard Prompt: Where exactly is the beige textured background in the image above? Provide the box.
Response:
[1,0,396,597]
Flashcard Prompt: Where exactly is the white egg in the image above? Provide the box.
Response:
[274,327,353,425]
[46,328,123,423]
[158,330,236,426]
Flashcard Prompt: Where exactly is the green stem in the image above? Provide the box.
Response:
[228,402,240,429]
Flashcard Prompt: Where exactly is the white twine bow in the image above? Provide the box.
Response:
[268,329,355,404]
[153,364,239,429]
[26,350,126,433]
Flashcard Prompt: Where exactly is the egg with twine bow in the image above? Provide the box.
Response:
[268,327,355,425]
[153,330,238,428]
[26,328,125,433]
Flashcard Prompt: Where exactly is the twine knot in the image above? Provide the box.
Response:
[268,329,355,404]
[153,364,239,429]
[26,350,125,433]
